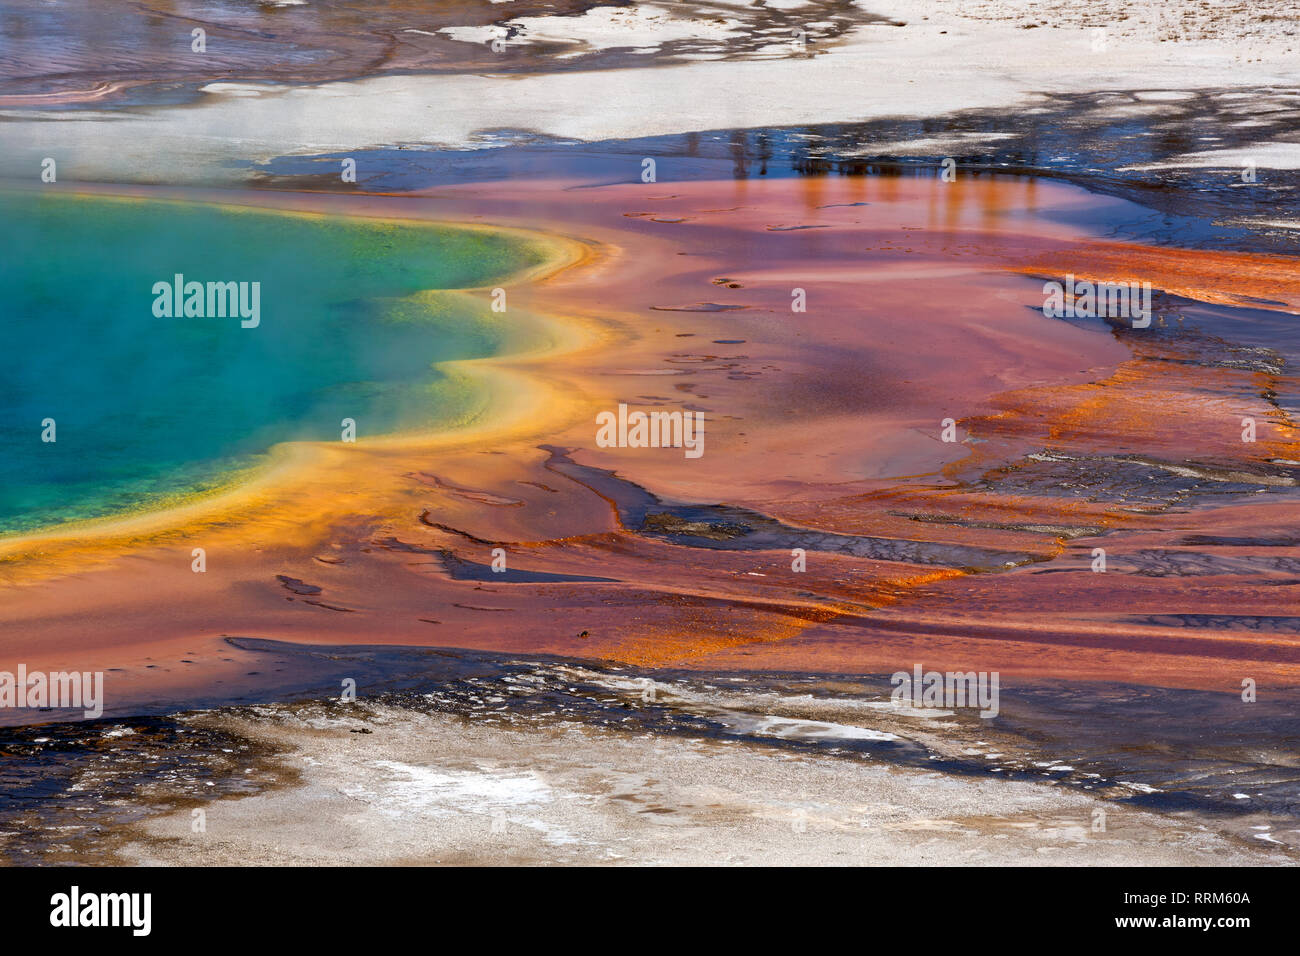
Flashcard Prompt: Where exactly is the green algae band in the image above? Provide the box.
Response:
[0,191,551,537]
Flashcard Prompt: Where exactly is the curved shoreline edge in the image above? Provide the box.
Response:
[3,172,1300,702]
[0,184,611,578]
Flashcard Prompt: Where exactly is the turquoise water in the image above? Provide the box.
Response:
[0,191,550,536]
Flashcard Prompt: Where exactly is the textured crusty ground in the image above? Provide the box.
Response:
[119,704,1292,866]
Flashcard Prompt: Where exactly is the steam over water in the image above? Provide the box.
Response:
[0,191,547,536]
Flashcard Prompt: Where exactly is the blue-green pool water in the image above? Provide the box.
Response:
[0,191,551,536]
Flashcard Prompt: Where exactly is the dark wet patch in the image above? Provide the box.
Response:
[540,445,1039,571]
[650,303,747,312]
[6,639,1299,862]
[1126,614,1300,633]
[1122,549,1300,577]
[417,512,498,545]
[642,512,749,540]
[892,511,1102,538]
[302,600,355,612]
[517,480,559,493]
[374,535,618,583]
[276,575,322,596]
[976,452,1296,511]
[0,714,289,865]
[440,551,619,584]
[1181,534,1300,548]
